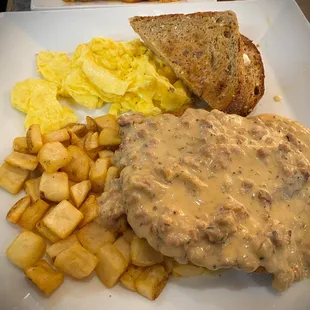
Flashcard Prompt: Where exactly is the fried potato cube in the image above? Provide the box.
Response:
[86,116,97,132]
[65,123,77,130]
[98,128,121,147]
[54,242,98,279]
[43,200,83,239]
[114,236,130,263]
[84,132,99,151]
[42,128,70,143]
[104,166,120,191]
[61,146,90,182]
[36,163,45,174]
[0,162,29,194]
[96,243,128,288]
[83,131,92,142]
[6,196,31,224]
[85,147,101,161]
[13,137,29,153]
[77,222,115,254]
[25,177,41,202]
[5,152,38,171]
[6,231,46,269]
[118,216,128,234]
[122,229,136,243]
[67,124,88,137]
[163,257,174,274]
[69,180,77,187]
[95,114,119,131]
[70,180,91,208]
[70,132,85,149]
[88,191,101,197]
[61,140,70,148]
[38,142,71,173]
[26,124,43,154]
[87,154,95,167]
[36,220,60,243]
[18,199,49,230]
[39,172,69,202]
[89,158,111,193]
[120,265,145,291]
[46,234,79,260]
[98,150,114,159]
[83,136,101,161]
[135,265,168,300]
[78,195,99,228]
[171,263,205,277]
[24,259,64,295]
[131,237,163,267]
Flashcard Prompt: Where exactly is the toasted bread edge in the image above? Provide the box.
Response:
[224,35,265,116]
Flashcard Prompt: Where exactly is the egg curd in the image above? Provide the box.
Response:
[11,79,77,134]
[11,38,190,133]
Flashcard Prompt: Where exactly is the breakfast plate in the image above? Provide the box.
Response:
[30,0,214,12]
[1,0,310,309]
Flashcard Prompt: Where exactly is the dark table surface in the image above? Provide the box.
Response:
[3,0,310,21]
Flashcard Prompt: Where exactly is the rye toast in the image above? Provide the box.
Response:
[130,11,243,111]
[130,12,265,116]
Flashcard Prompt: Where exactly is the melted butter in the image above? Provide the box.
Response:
[99,109,310,290]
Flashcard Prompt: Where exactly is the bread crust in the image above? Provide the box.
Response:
[224,35,265,116]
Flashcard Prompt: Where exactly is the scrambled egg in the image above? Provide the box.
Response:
[11,38,190,133]
[64,38,190,116]
[37,51,71,97]
[11,79,77,133]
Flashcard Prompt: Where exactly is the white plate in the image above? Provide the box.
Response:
[31,0,214,12]
[1,0,310,309]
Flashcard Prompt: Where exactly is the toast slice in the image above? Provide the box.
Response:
[130,11,244,111]
[130,12,265,116]
[224,35,265,116]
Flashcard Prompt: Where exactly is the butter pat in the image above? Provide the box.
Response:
[243,53,251,66]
